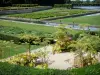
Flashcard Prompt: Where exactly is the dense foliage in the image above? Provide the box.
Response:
[0,0,67,6]
[0,62,100,75]
[0,7,34,11]
[69,35,100,67]
[6,53,48,69]
[0,25,55,44]
[71,0,100,6]
[53,25,100,68]
[12,4,38,7]
[0,0,100,7]
[53,25,100,53]
[54,4,72,9]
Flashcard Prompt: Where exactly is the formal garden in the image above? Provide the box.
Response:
[52,14,100,26]
[0,0,100,75]
[7,8,98,20]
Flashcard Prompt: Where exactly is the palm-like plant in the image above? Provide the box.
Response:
[69,35,99,67]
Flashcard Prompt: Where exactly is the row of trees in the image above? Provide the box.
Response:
[0,0,100,6]
[0,0,70,6]
[71,0,100,6]
[71,0,100,3]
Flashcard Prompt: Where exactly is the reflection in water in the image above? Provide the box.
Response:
[73,6,100,10]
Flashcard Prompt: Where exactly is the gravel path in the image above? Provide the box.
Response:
[31,45,74,70]
[48,52,74,70]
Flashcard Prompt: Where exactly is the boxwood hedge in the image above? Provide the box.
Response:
[54,4,72,9]
[0,62,100,75]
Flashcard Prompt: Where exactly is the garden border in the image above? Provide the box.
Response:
[43,11,100,21]
[0,6,52,15]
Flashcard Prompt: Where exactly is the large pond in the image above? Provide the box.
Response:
[73,6,100,10]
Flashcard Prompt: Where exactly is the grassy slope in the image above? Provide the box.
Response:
[0,20,55,59]
[0,20,56,33]
[0,41,41,59]
[52,15,100,26]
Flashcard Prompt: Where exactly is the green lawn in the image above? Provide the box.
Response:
[0,20,56,34]
[0,40,41,59]
[52,15,100,26]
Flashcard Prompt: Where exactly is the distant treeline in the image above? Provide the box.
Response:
[71,0,100,6]
[0,0,70,6]
[0,0,100,7]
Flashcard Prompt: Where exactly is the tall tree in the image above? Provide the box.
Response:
[95,0,100,3]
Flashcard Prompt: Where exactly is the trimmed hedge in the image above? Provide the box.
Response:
[0,33,20,44]
[12,4,38,7]
[0,62,100,75]
[0,33,55,45]
[54,4,72,9]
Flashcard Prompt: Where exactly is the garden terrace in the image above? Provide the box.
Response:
[12,4,39,7]
[0,20,55,34]
[0,6,52,15]
[8,8,97,20]
[0,20,56,45]
[52,14,100,26]
[0,4,39,11]
[0,20,99,40]
[0,20,56,59]
[0,7,34,11]
[0,6,45,11]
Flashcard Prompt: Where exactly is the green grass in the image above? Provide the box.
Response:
[52,15,100,26]
[0,40,41,59]
[8,8,95,20]
[0,20,56,59]
[0,20,56,34]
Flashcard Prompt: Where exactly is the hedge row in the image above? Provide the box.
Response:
[0,33,55,45]
[0,62,100,75]
[12,4,38,7]
[54,4,72,9]
[0,33,20,44]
